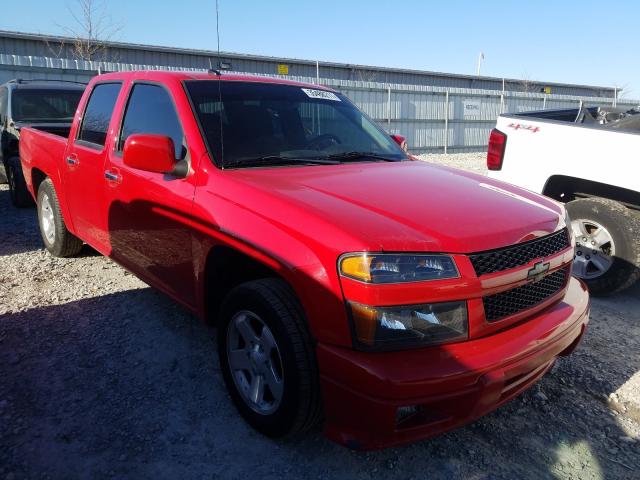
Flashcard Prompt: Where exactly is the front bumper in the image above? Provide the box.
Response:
[317,276,589,450]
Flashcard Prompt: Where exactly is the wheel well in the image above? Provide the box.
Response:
[204,246,281,324]
[30,168,47,195]
[543,175,640,211]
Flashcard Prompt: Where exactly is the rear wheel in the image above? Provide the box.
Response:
[37,178,83,257]
[0,161,7,184]
[7,157,34,207]
[567,197,640,295]
[218,278,321,438]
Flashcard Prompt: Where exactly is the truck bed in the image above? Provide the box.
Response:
[19,127,69,196]
[515,105,640,132]
[490,110,639,196]
[29,124,72,138]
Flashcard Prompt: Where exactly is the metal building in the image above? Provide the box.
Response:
[0,30,618,98]
[1,30,632,153]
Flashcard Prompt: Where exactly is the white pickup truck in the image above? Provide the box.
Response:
[487,106,640,295]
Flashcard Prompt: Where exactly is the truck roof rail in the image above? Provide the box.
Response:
[7,78,87,86]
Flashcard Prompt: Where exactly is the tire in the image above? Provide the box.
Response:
[37,178,83,257]
[567,197,640,295]
[0,161,7,184]
[7,157,34,207]
[218,278,321,438]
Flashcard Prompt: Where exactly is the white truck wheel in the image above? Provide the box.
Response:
[567,197,640,295]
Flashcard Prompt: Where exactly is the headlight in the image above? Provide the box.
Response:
[349,301,468,350]
[339,253,459,284]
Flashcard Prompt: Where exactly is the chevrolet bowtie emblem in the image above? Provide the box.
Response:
[527,261,550,283]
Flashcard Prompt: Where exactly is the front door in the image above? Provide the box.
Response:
[103,82,198,307]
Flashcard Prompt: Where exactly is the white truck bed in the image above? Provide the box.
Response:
[488,111,639,196]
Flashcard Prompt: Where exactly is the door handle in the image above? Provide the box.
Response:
[104,170,122,183]
[66,156,79,166]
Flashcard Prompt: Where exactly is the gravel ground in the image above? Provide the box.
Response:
[1,160,639,480]
[418,152,488,175]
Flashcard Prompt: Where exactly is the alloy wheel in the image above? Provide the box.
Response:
[572,218,615,279]
[40,193,56,244]
[226,311,284,415]
[7,166,15,199]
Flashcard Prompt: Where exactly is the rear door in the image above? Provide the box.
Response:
[104,82,197,306]
[64,82,122,251]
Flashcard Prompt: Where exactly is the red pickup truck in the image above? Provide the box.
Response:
[19,71,589,450]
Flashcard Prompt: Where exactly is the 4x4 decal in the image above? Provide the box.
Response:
[507,122,540,133]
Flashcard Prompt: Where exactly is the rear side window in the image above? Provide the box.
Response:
[11,89,82,122]
[118,84,185,159]
[78,83,121,147]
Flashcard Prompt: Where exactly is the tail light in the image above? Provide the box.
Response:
[487,129,507,170]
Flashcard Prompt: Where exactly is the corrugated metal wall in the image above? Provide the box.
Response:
[0,30,618,98]
[299,78,637,152]
[1,52,637,153]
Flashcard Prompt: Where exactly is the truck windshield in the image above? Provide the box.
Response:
[12,89,83,123]
[185,80,407,168]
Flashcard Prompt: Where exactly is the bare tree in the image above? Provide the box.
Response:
[59,0,123,62]
[353,67,379,83]
[42,36,66,59]
[519,72,535,93]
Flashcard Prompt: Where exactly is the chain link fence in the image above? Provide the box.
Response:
[2,53,637,153]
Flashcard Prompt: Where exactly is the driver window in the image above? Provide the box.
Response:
[118,84,185,159]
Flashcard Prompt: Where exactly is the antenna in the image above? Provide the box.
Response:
[208,0,223,75]
[216,0,221,63]
[214,0,225,168]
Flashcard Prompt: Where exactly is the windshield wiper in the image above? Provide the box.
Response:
[225,155,339,169]
[322,151,397,162]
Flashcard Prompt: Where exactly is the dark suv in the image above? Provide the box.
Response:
[0,79,84,206]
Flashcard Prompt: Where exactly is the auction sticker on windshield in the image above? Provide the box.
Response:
[301,88,341,101]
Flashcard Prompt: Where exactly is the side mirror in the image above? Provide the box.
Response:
[390,134,408,153]
[123,134,176,174]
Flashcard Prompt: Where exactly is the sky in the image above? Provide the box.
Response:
[2,0,639,98]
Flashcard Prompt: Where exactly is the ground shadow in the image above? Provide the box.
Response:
[2,182,639,477]
[1,283,638,479]
[0,187,42,256]
[2,180,639,478]
[0,187,99,258]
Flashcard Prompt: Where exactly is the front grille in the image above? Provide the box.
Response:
[469,229,570,276]
[483,267,569,322]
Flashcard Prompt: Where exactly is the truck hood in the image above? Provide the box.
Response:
[224,160,564,253]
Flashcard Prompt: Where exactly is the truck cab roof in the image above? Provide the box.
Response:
[92,70,339,92]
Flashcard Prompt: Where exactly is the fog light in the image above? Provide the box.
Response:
[396,405,421,424]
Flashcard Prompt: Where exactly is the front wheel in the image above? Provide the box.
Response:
[7,157,34,207]
[218,278,321,438]
[567,197,640,295]
[37,178,83,257]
